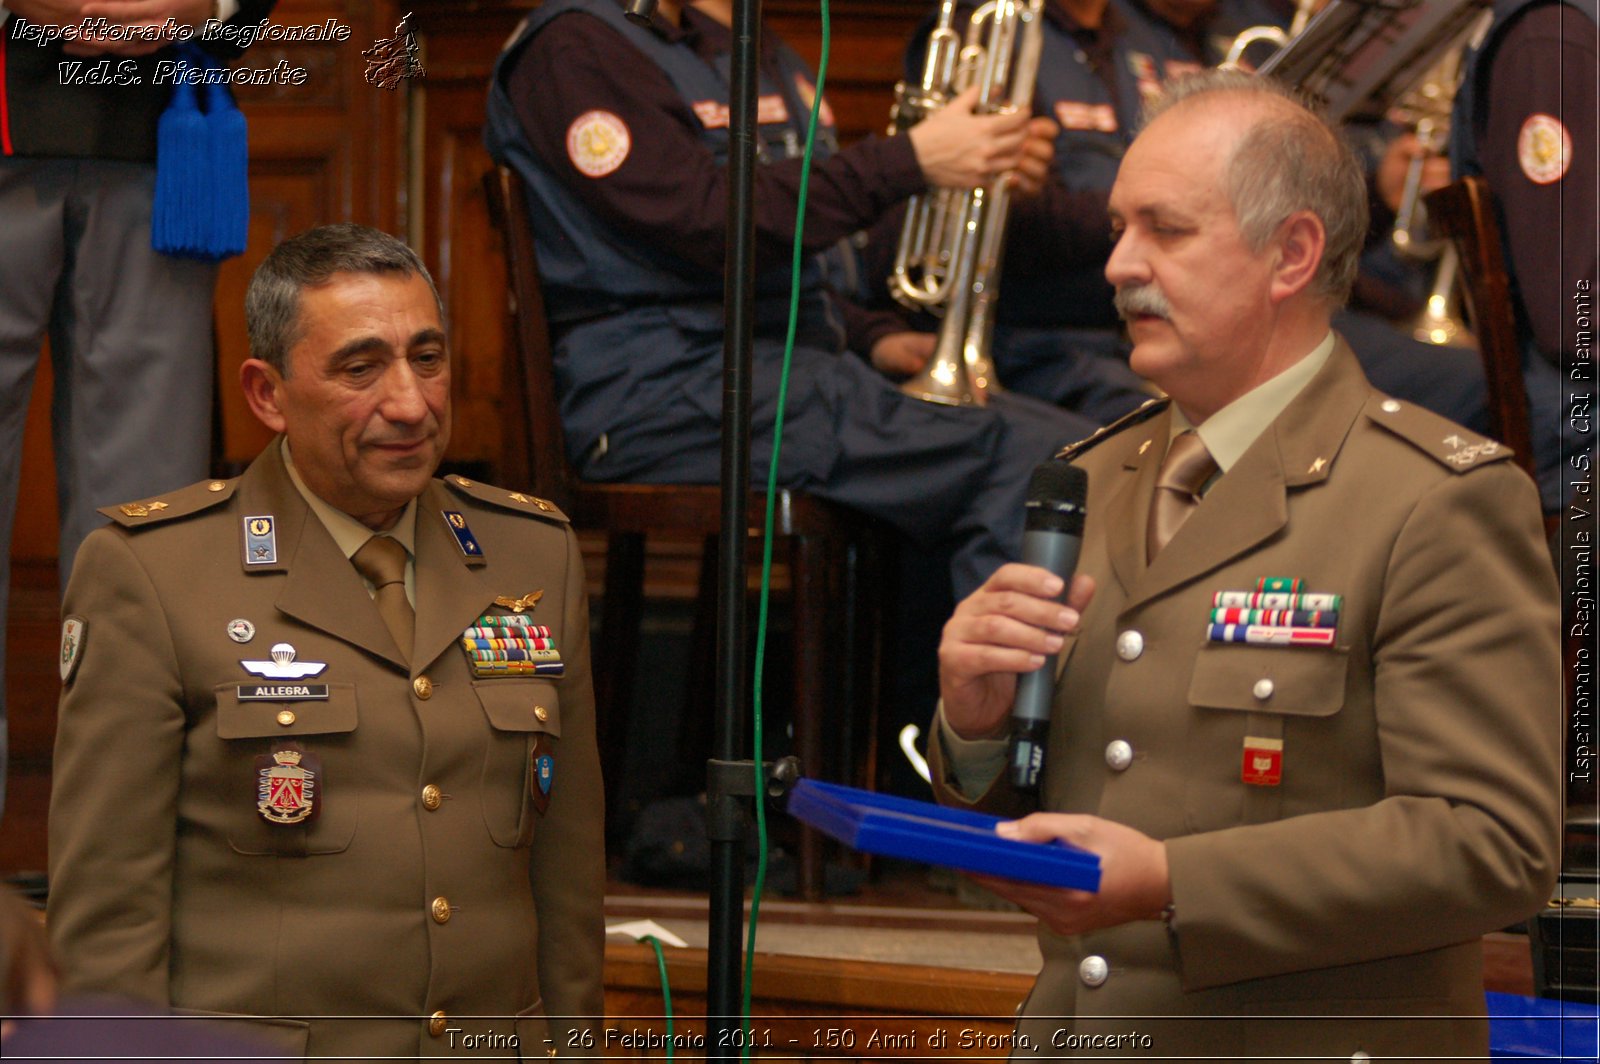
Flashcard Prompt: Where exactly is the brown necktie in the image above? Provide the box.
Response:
[352,535,414,660]
[1147,430,1217,562]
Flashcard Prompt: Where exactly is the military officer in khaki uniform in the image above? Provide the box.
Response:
[934,73,1561,1060]
[46,225,605,1059]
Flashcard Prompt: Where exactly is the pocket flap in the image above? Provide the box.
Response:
[1187,644,1348,717]
[215,682,358,739]
[474,680,562,737]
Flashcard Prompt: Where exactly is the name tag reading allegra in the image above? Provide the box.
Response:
[238,684,330,702]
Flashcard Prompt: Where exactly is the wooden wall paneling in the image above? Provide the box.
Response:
[768,0,925,147]
[214,0,408,464]
[408,5,536,471]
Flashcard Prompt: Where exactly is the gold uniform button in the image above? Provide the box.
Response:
[534,705,549,723]
[276,710,296,727]
[413,676,434,700]
[421,784,443,811]
[431,896,451,924]
[207,480,227,492]
[428,1011,448,1037]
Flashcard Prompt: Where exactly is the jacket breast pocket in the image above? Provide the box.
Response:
[475,680,562,847]
[215,682,359,857]
[1184,645,1349,831]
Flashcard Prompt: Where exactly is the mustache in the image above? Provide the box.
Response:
[1114,284,1172,322]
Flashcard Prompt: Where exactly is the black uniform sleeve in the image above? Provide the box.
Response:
[1478,2,1597,359]
[506,10,927,277]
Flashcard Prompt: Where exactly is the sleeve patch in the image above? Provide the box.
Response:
[566,109,631,178]
[1518,113,1571,185]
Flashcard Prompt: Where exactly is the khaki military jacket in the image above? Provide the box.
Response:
[934,341,1561,1061]
[48,444,605,1060]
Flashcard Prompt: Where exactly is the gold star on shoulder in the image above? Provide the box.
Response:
[120,500,170,518]
[1308,457,1326,474]
[1138,439,1153,455]
[508,492,532,503]
[493,590,544,613]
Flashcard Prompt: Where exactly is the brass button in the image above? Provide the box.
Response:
[276,710,296,727]
[1253,678,1275,701]
[534,705,549,723]
[207,480,227,492]
[1079,954,1110,987]
[413,676,433,700]
[428,1011,448,1037]
[421,784,443,811]
[1104,740,1133,772]
[431,896,451,924]
[1116,630,1144,661]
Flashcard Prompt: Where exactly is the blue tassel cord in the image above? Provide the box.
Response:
[152,44,249,261]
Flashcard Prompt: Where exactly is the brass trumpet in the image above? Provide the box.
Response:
[1220,0,1316,70]
[887,0,1044,406]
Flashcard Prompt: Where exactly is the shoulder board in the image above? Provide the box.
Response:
[443,474,571,523]
[1362,395,1515,473]
[98,477,238,529]
[1055,398,1170,462]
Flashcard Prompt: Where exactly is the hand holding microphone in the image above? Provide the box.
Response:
[937,460,1091,790]
[1008,461,1088,791]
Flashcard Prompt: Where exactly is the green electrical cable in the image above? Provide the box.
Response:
[742,0,831,1056]
[639,934,675,1060]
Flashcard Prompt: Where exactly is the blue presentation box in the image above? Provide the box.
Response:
[787,778,1101,892]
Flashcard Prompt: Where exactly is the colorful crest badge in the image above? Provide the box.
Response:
[1241,737,1283,787]
[531,735,555,815]
[256,748,320,824]
[59,616,87,684]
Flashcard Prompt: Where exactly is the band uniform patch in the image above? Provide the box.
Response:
[243,515,278,566]
[567,110,630,178]
[1518,113,1571,185]
[60,616,87,684]
[256,748,321,824]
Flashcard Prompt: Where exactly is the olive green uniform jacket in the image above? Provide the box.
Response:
[48,444,605,1060]
[933,341,1562,1061]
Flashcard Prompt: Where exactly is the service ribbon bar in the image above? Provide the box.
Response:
[466,648,563,663]
[1255,577,1304,594]
[1210,608,1339,628]
[1213,591,1342,611]
[1206,623,1338,647]
[468,660,565,677]
[463,624,553,639]
[472,614,544,629]
[461,636,559,651]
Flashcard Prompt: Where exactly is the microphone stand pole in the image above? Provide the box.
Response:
[707,0,761,1051]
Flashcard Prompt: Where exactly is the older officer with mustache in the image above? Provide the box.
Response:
[932,71,1560,1061]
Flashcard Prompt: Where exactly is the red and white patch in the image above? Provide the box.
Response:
[566,110,631,178]
[1241,736,1283,787]
[1054,100,1117,133]
[1517,113,1571,185]
[692,94,791,131]
[793,74,835,128]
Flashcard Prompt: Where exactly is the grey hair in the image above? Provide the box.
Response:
[1140,69,1368,304]
[245,224,443,375]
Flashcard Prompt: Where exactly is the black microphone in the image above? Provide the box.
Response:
[1007,460,1088,792]
[623,0,659,26]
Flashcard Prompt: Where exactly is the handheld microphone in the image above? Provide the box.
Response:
[1008,460,1088,792]
[624,0,659,26]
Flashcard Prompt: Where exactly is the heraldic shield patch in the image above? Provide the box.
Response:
[256,748,322,824]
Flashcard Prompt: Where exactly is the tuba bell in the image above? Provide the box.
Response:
[887,0,1044,406]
